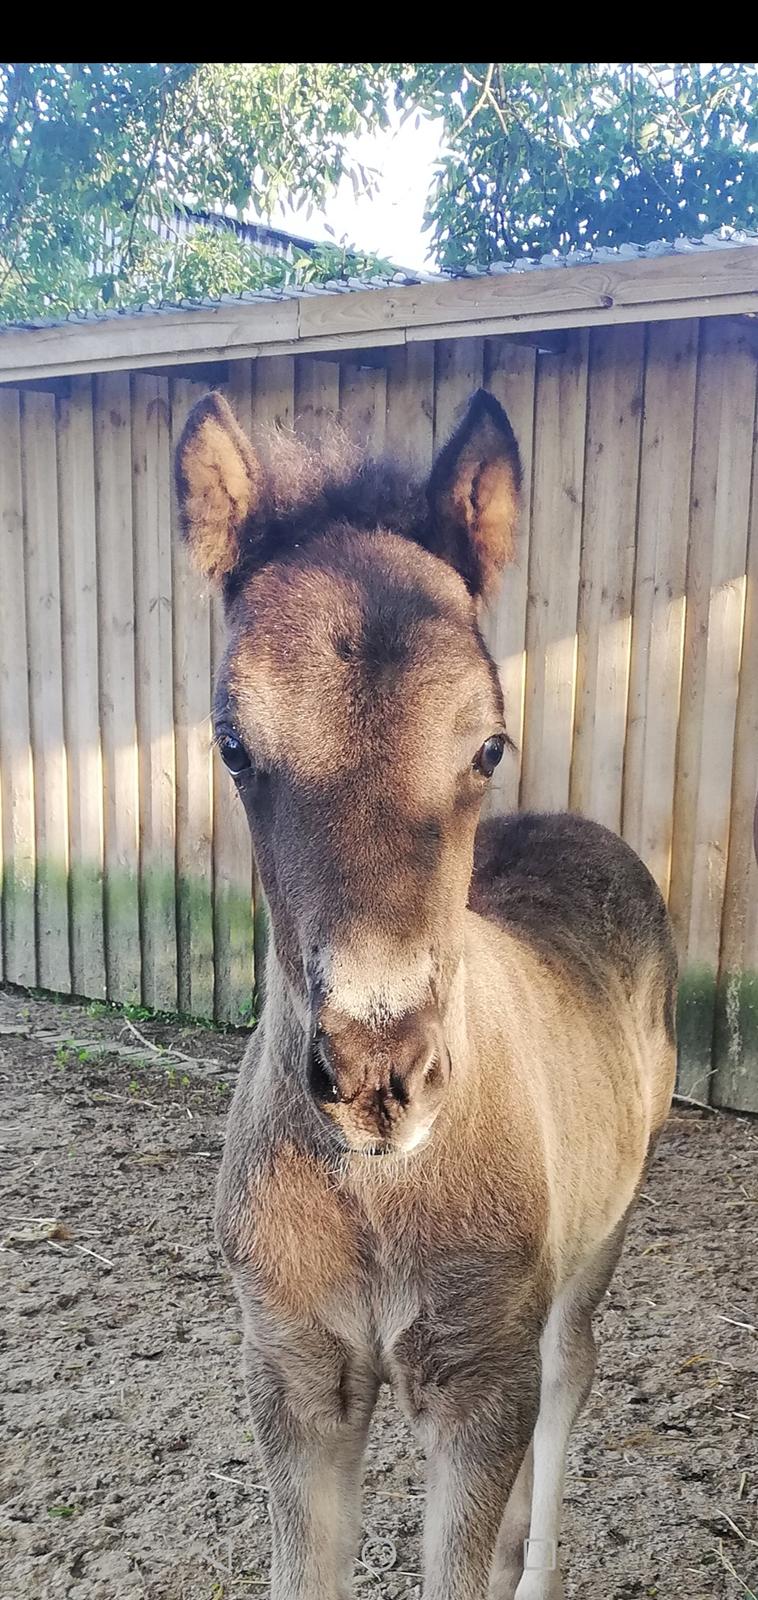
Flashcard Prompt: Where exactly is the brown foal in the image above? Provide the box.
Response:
[175,387,677,1600]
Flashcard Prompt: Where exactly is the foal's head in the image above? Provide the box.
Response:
[176,386,520,1154]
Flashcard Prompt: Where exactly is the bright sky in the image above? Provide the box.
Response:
[267,107,446,272]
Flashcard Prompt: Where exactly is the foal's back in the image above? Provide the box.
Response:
[472,810,677,1044]
[469,810,678,1275]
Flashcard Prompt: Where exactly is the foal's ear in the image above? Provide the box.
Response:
[175,392,263,585]
[426,389,521,601]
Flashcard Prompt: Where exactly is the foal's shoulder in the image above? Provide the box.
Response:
[470,811,676,998]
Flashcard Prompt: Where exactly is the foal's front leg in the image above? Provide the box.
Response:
[243,1328,377,1600]
[418,1366,540,1600]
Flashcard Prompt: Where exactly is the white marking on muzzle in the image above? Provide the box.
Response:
[317,941,433,1025]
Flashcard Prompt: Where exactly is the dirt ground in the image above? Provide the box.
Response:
[1,988,756,1600]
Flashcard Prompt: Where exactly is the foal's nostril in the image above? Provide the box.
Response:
[389,1070,409,1107]
[388,1047,445,1108]
[308,1035,341,1103]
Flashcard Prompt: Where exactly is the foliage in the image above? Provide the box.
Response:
[3,63,758,318]
[99,226,394,314]
[396,63,758,267]
[0,62,391,320]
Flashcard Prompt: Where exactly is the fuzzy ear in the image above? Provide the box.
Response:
[175,392,263,585]
[426,388,521,601]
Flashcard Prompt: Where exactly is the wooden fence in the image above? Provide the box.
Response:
[1,319,757,1108]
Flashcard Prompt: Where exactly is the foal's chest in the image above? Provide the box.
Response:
[247,1143,419,1332]
[244,1141,540,1381]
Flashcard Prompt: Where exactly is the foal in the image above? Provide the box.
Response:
[176,388,677,1600]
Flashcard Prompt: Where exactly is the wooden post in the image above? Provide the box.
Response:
[21,389,70,993]
[670,321,757,1100]
[712,389,758,1113]
[295,357,340,439]
[482,337,537,817]
[252,354,295,434]
[132,373,178,1012]
[0,390,36,986]
[170,377,215,1019]
[384,343,434,472]
[433,338,484,449]
[339,363,387,454]
[570,325,645,831]
[94,373,141,1004]
[622,320,699,897]
[213,363,255,1024]
[58,377,106,998]
[520,332,589,812]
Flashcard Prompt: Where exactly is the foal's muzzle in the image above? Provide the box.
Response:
[307,1006,450,1153]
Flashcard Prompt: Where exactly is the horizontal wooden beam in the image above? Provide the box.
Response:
[0,297,298,381]
[0,326,408,384]
[1,247,757,383]
[298,246,758,339]
[403,289,758,344]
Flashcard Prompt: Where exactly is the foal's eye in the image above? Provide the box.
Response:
[474,735,505,779]
[217,732,252,775]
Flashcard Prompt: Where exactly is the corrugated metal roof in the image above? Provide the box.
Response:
[172,209,325,255]
[2,229,757,338]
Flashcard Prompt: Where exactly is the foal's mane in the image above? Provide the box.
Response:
[223,422,430,604]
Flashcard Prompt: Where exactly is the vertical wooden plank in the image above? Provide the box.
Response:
[713,374,758,1113]
[227,359,254,436]
[670,322,757,1099]
[623,320,699,897]
[433,338,484,449]
[295,358,340,439]
[212,363,255,1025]
[170,377,215,1019]
[94,373,141,1004]
[482,338,537,815]
[0,389,36,985]
[339,363,387,455]
[57,377,106,998]
[252,354,295,434]
[21,390,70,993]
[248,356,296,989]
[384,343,434,472]
[570,325,645,829]
[714,658,758,1107]
[132,373,178,1013]
[520,332,590,812]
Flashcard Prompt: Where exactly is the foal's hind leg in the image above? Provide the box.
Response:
[511,1291,596,1599]
[504,1218,629,1600]
[488,1439,534,1598]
